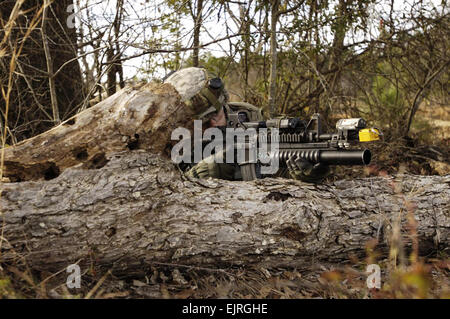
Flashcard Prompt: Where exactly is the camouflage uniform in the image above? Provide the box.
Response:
[186,158,330,183]
[165,67,330,183]
[185,143,330,183]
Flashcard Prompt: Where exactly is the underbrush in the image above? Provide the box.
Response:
[1,252,448,299]
[330,134,449,182]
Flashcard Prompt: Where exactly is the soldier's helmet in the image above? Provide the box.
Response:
[163,67,229,122]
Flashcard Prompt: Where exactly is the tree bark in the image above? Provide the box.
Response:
[268,0,279,116]
[0,79,208,182]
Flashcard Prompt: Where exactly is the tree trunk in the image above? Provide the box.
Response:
[268,0,279,116]
[106,0,125,96]
[0,0,84,142]
[192,0,204,67]
[0,72,448,276]
[0,80,207,182]
[41,0,60,124]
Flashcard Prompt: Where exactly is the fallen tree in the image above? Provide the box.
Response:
[0,71,208,182]
[1,151,449,275]
[0,73,448,276]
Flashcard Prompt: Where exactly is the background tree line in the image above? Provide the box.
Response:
[0,0,448,146]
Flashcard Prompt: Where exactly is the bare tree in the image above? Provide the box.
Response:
[0,0,84,142]
[191,0,204,67]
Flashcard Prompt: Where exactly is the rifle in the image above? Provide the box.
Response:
[225,110,382,181]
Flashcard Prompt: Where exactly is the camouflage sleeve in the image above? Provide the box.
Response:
[284,156,331,183]
[185,156,236,180]
[287,164,330,183]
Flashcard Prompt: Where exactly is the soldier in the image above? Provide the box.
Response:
[164,67,330,183]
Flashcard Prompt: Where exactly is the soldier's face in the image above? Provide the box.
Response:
[209,107,226,127]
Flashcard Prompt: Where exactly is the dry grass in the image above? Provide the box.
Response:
[415,103,450,140]
[2,255,448,299]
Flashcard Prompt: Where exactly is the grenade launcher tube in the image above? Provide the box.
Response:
[272,149,371,165]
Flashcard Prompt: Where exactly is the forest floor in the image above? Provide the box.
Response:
[1,250,449,299]
[417,102,450,140]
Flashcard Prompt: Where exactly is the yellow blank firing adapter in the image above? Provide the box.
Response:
[359,128,382,142]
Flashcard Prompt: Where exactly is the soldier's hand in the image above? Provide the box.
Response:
[286,155,313,174]
[286,155,330,183]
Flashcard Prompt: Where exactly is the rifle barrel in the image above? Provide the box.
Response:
[319,149,371,165]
